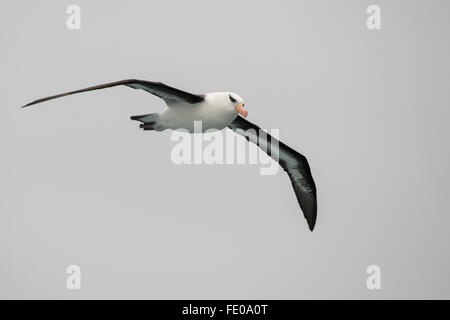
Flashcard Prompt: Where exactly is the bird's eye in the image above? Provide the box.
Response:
[229,95,237,103]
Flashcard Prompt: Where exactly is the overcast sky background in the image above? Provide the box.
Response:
[1,0,449,299]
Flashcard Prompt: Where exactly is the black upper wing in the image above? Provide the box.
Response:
[22,79,204,108]
[228,116,317,231]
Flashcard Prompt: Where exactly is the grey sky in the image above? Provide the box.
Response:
[1,0,449,299]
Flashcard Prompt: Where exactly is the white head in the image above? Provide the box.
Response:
[227,92,248,118]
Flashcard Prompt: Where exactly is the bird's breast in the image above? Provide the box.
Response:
[161,102,236,133]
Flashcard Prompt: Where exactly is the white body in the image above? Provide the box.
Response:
[146,92,244,132]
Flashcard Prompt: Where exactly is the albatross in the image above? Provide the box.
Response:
[22,79,318,231]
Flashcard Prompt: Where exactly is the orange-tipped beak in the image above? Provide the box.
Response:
[235,102,248,118]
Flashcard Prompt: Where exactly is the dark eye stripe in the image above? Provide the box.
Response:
[229,94,236,103]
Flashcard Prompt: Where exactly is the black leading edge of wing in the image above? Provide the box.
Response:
[21,79,204,108]
[228,116,317,231]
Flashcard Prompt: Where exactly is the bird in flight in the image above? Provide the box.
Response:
[22,79,318,231]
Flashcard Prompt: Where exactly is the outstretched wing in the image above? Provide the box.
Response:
[22,79,205,108]
[228,116,318,231]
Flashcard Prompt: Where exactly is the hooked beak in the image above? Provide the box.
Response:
[235,102,248,118]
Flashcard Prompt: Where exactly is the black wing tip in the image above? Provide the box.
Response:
[301,195,317,231]
[22,98,47,108]
[307,214,317,231]
[308,200,318,231]
[21,102,33,108]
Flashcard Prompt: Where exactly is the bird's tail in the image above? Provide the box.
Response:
[130,113,160,131]
[130,114,151,122]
